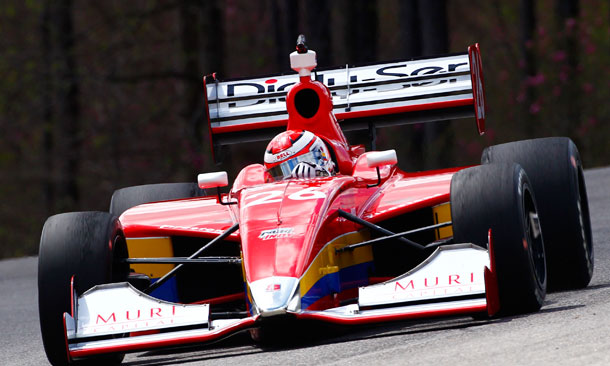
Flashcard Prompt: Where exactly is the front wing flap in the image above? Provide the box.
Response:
[295,243,499,324]
[63,242,498,358]
[64,282,257,360]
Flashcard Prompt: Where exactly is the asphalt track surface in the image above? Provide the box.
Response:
[2,167,610,366]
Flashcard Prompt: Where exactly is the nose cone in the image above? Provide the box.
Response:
[249,276,299,316]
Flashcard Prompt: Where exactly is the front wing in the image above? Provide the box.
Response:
[64,242,498,360]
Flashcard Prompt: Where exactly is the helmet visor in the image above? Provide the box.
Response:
[266,147,328,181]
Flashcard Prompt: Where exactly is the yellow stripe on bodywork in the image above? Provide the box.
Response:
[432,202,453,240]
[126,237,174,278]
[300,231,372,297]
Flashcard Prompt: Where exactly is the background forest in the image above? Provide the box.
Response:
[1,0,608,258]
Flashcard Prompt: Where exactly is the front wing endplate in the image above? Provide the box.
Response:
[296,243,498,324]
[64,282,256,359]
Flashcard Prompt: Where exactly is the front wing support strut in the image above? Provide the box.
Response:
[337,221,453,253]
[337,209,425,251]
[145,222,240,294]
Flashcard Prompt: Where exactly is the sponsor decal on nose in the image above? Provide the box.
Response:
[249,276,299,316]
[259,227,294,240]
[265,284,281,292]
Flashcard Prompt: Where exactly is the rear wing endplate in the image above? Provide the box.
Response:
[204,44,485,160]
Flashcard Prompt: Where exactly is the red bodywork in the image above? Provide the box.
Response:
[121,166,457,280]
[65,44,497,359]
[120,74,465,312]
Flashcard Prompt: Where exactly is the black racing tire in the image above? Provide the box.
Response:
[451,163,546,315]
[482,137,593,290]
[109,183,206,217]
[38,212,129,366]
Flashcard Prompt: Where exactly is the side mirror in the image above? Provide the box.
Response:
[366,150,397,188]
[197,171,228,189]
[366,150,397,168]
[198,171,236,205]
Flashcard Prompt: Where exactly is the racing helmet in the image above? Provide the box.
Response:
[264,130,335,181]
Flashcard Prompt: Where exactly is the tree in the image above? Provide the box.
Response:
[180,0,224,174]
[520,0,538,135]
[418,0,450,169]
[41,0,55,215]
[272,0,298,72]
[398,0,421,59]
[346,0,378,63]
[50,0,81,211]
[398,0,449,60]
[555,0,580,137]
[418,0,448,56]
[396,0,450,170]
[305,0,331,68]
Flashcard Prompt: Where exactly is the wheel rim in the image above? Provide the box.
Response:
[112,234,130,282]
[577,166,594,268]
[578,169,593,253]
[523,186,546,287]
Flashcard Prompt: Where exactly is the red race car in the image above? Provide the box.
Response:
[38,36,593,365]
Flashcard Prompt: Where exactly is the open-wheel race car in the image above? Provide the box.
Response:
[38,36,594,365]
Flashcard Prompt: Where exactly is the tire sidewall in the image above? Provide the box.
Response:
[451,163,547,315]
[109,183,205,217]
[567,142,594,284]
[482,137,593,290]
[38,212,127,365]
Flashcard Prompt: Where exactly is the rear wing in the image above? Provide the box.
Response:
[204,44,485,160]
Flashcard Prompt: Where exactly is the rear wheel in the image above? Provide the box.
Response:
[451,163,546,315]
[38,212,128,365]
[109,182,206,216]
[482,137,593,290]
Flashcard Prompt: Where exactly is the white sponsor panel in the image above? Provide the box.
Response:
[67,317,256,356]
[299,298,487,321]
[207,53,473,128]
[70,282,209,338]
[359,244,489,307]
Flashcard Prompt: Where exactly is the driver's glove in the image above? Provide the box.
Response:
[291,162,330,179]
[291,162,317,179]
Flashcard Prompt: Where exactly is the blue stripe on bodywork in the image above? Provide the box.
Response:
[301,261,373,309]
[149,277,179,302]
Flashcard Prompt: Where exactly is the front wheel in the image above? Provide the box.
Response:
[109,182,206,217]
[451,163,546,315]
[482,137,593,290]
[38,212,128,365]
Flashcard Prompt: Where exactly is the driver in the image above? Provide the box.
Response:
[264,130,336,181]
